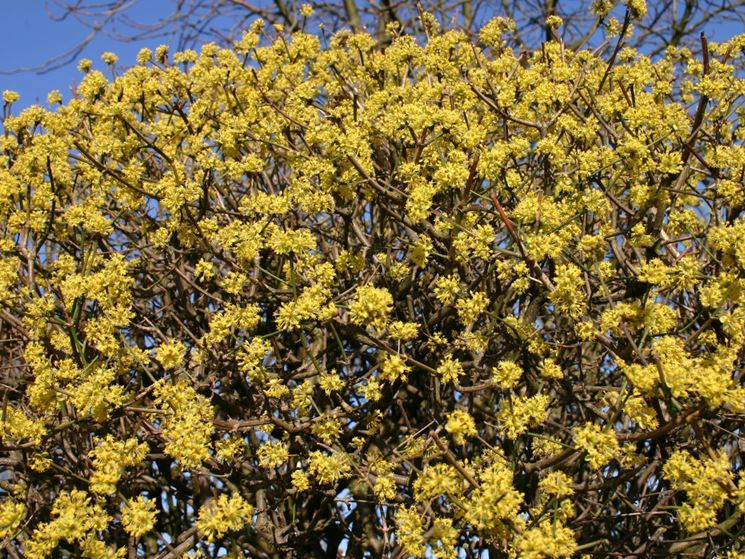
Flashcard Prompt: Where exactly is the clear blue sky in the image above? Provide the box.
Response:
[0,1,174,107]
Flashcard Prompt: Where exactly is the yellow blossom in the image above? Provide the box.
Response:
[88,436,148,495]
[155,339,186,369]
[308,451,352,484]
[258,440,289,468]
[349,285,394,330]
[436,355,465,384]
[121,497,157,538]
[197,493,254,542]
[445,409,477,445]
[574,423,620,469]
[492,360,523,389]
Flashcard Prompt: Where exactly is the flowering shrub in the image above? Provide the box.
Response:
[1,5,744,558]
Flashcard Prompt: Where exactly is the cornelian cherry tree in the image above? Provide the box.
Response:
[1,4,745,558]
[28,0,745,73]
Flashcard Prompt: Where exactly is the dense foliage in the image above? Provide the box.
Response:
[1,3,745,557]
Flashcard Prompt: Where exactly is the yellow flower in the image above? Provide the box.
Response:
[311,413,343,444]
[663,449,732,532]
[154,381,214,469]
[414,463,467,502]
[89,436,148,495]
[319,369,344,394]
[549,264,584,319]
[497,394,549,439]
[574,423,620,469]
[155,339,186,370]
[121,497,157,538]
[538,357,563,380]
[436,355,464,384]
[77,58,93,72]
[389,321,419,341]
[292,470,311,491]
[445,409,477,445]
[349,285,393,330]
[0,407,46,444]
[0,500,25,539]
[396,506,426,557]
[24,490,111,559]
[258,440,289,468]
[434,274,460,306]
[492,360,523,389]
[538,471,574,498]
[513,519,577,559]
[101,52,119,65]
[197,493,254,542]
[308,451,352,484]
[3,90,20,104]
[464,455,524,534]
[546,15,564,28]
[455,291,489,324]
[380,352,411,382]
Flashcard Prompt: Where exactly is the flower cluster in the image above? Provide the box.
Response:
[0,8,744,558]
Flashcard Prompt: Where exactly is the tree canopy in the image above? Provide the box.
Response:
[17,0,744,73]
[1,3,745,558]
